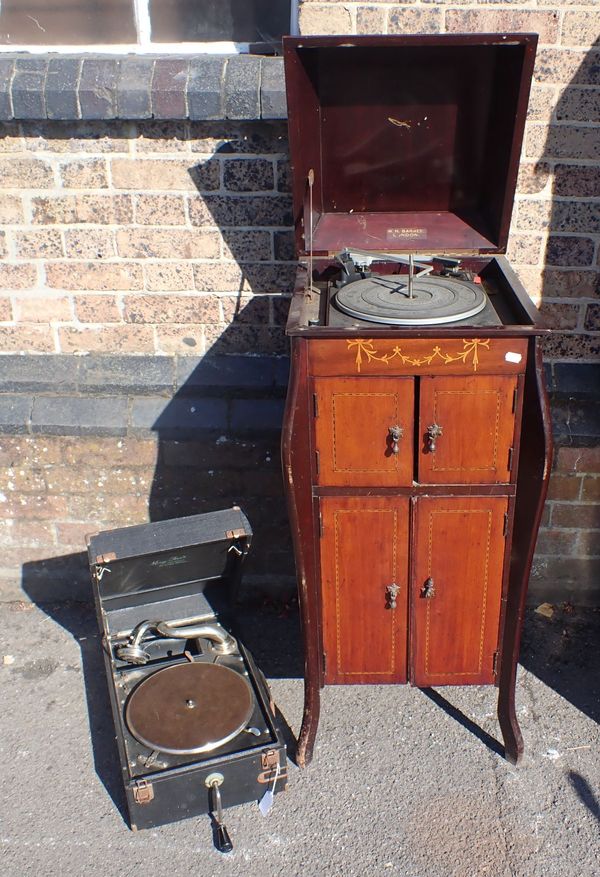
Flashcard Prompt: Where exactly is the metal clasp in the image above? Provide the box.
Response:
[132,779,154,805]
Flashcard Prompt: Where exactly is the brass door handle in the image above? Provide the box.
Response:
[421,577,435,599]
[386,583,400,609]
[388,425,403,454]
[426,423,443,452]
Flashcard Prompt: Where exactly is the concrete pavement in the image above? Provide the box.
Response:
[0,599,598,877]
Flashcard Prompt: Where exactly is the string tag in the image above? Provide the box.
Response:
[258,761,280,817]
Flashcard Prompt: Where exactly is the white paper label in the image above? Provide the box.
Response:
[259,789,274,816]
[505,352,522,364]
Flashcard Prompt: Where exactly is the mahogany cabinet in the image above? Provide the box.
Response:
[280,35,552,768]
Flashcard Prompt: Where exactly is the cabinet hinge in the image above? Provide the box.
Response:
[319,510,324,537]
[322,651,327,674]
[132,779,154,805]
[503,512,509,537]
[507,447,514,472]
[315,449,320,475]
[492,650,499,678]
[512,387,518,413]
[313,393,319,417]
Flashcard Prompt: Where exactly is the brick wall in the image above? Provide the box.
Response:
[0,119,294,356]
[0,11,598,604]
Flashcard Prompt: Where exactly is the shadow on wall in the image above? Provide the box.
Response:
[534,36,600,362]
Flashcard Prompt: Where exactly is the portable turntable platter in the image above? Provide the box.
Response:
[333,249,487,326]
[125,662,254,755]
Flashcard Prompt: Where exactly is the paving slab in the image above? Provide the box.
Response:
[0,600,598,877]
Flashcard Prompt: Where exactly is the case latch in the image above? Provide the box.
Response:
[132,779,154,805]
[261,749,280,771]
[226,528,247,540]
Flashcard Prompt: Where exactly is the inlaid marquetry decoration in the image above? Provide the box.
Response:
[347,338,491,373]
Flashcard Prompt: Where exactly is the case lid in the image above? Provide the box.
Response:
[284,34,537,258]
[87,506,251,605]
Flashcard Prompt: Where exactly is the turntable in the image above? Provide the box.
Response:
[87,507,286,849]
[281,35,552,769]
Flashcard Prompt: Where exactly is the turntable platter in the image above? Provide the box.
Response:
[125,662,254,755]
[334,274,487,326]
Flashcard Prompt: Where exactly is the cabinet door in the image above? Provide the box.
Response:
[418,375,517,484]
[411,496,508,687]
[320,497,409,684]
[314,377,414,486]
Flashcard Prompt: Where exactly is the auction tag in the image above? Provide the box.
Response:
[505,351,522,364]
[259,762,281,816]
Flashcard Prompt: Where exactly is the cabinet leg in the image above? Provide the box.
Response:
[296,677,320,768]
[497,682,523,765]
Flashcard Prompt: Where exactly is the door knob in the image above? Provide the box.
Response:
[388,425,403,454]
[425,423,443,452]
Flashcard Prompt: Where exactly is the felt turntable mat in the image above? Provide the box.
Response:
[334,274,487,325]
[125,662,254,755]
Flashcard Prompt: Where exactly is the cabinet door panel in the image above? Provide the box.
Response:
[411,496,507,687]
[314,377,414,486]
[419,375,517,484]
[320,497,409,684]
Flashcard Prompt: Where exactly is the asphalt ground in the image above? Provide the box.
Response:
[0,599,598,877]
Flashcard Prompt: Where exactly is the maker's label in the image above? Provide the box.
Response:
[387,227,428,240]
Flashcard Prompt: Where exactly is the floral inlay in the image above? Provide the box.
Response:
[347,338,491,373]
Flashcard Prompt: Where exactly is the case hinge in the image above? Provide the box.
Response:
[132,779,154,805]
[323,651,327,675]
[95,552,116,565]
[315,449,320,475]
[319,510,324,538]
[492,650,499,678]
[503,512,509,537]
[507,447,514,472]
[226,528,247,540]
[512,387,518,413]
[313,393,319,417]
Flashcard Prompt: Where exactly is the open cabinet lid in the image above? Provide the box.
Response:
[283,34,537,258]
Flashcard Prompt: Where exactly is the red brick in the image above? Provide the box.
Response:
[0,467,46,493]
[552,503,600,529]
[45,466,151,495]
[61,436,157,467]
[547,474,583,501]
[298,4,352,35]
[0,520,55,547]
[0,436,64,466]
[58,325,155,354]
[581,476,600,502]
[0,297,11,321]
[1,495,68,519]
[32,194,133,225]
[55,522,96,548]
[538,302,581,330]
[535,529,579,556]
[576,530,600,557]
[67,493,149,525]
[557,446,600,474]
